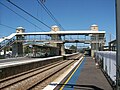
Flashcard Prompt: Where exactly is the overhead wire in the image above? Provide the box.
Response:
[37,0,65,30]
[6,0,51,30]
[0,1,44,31]
[37,0,68,40]
[38,0,73,44]
[0,23,16,30]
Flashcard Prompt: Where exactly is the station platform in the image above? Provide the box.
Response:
[61,56,113,90]
[44,56,113,90]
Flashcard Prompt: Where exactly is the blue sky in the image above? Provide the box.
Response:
[0,0,116,45]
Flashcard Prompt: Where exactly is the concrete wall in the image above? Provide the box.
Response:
[0,53,81,80]
[0,56,63,80]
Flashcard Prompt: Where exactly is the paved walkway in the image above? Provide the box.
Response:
[61,56,113,90]
[74,56,113,90]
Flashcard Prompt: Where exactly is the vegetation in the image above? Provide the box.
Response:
[69,45,77,50]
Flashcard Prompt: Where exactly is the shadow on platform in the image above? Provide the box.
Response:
[50,83,103,90]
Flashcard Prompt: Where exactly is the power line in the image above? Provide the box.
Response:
[37,0,65,30]
[40,0,46,3]
[0,1,44,31]
[37,0,69,39]
[39,0,65,30]
[0,23,16,30]
[6,0,51,30]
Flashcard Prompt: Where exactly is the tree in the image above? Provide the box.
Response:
[69,45,77,50]
[24,46,31,54]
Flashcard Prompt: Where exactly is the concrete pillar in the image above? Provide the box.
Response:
[12,42,23,57]
[91,34,99,57]
[90,24,98,57]
[51,25,61,40]
[4,48,6,58]
[51,25,60,32]
[12,43,17,57]
[12,27,25,57]
[60,43,65,55]
[90,24,98,31]
[90,25,105,56]
[32,46,36,57]
[50,25,65,55]
[91,43,99,57]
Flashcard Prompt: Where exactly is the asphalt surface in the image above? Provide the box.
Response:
[74,56,113,90]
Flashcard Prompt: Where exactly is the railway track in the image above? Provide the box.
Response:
[0,59,76,90]
[29,60,76,90]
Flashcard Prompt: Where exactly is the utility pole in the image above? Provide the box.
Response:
[110,33,111,42]
[116,0,120,90]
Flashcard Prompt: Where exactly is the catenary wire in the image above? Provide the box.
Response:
[0,1,45,31]
[37,0,65,30]
[0,23,16,30]
[6,0,51,30]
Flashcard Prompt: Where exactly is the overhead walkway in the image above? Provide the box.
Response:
[0,30,105,49]
[0,29,105,58]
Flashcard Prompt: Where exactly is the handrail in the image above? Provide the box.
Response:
[0,33,17,50]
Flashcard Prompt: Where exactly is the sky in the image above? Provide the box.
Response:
[0,0,116,45]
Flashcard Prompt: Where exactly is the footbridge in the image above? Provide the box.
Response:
[0,25,105,58]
